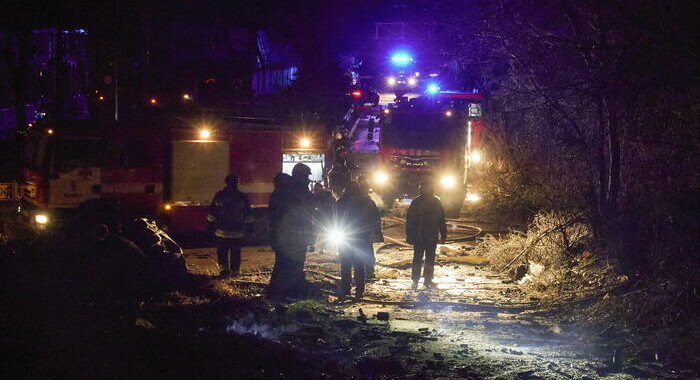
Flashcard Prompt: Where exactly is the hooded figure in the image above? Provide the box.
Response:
[208,174,252,277]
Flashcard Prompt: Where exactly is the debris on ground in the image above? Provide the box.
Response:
[471,212,625,301]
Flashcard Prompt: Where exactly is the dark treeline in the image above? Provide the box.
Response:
[430,0,699,324]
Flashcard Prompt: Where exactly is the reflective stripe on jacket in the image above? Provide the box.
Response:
[214,229,244,239]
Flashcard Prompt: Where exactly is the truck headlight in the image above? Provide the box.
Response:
[470,151,481,163]
[374,171,389,185]
[465,193,481,202]
[440,175,456,188]
[35,214,49,225]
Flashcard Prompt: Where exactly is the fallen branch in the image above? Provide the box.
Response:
[501,217,585,272]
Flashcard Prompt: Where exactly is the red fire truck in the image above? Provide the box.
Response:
[0,118,328,242]
[370,91,485,215]
[163,121,327,240]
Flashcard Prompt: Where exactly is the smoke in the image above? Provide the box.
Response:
[369,191,384,209]
[225,313,297,341]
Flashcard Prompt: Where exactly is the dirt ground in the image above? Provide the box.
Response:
[1,216,696,379]
[177,219,694,379]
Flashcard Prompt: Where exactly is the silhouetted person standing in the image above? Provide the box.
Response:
[267,164,314,296]
[336,182,379,298]
[406,181,447,289]
[312,182,336,253]
[357,175,382,279]
[208,174,251,277]
[268,172,292,292]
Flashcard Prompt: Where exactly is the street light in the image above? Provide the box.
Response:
[300,137,311,149]
[182,93,192,100]
[199,129,211,140]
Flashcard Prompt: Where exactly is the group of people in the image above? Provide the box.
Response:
[207,163,448,298]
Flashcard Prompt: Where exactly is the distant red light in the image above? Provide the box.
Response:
[351,90,362,98]
[205,78,217,84]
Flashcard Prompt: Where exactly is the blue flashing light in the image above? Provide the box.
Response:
[426,83,440,95]
[390,51,414,67]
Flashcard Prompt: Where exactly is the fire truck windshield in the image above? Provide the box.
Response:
[382,111,460,150]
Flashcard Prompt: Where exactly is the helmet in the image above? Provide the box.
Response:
[291,163,312,178]
[225,174,239,186]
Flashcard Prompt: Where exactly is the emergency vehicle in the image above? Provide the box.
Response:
[0,117,328,242]
[371,91,485,215]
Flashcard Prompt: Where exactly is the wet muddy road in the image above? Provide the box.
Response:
[183,218,685,379]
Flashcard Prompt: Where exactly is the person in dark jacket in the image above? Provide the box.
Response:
[406,181,447,289]
[312,182,336,254]
[357,175,383,279]
[207,174,252,277]
[268,172,292,291]
[336,181,379,298]
[267,164,315,296]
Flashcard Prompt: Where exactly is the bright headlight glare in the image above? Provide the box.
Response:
[35,214,49,224]
[466,193,481,202]
[470,151,481,162]
[408,77,417,86]
[440,175,456,188]
[374,172,389,184]
[387,77,397,86]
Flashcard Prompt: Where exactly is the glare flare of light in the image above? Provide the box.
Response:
[163,203,173,211]
[150,98,158,105]
[35,214,49,225]
[199,129,211,140]
[390,52,414,66]
[182,93,192,100]
[383,108,391,114]
[327,228,346,246]
[47,129,54,135]
[470,151,481,162]
[374,171,389,184]
[445,110,453,117]
[440,175,456,188]
[407,77,417,86]
[427,83,440,94]
[351,90,362,98]
[387,77,397,86]
[300,138,311,148]
[466,193,481,202]
[98,95,105,101]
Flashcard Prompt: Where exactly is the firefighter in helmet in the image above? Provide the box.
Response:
[207,174,252,277]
